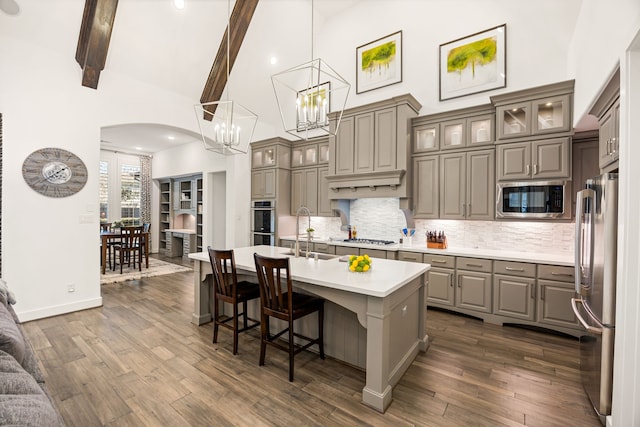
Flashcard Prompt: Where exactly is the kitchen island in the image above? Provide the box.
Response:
[188,245,430,412]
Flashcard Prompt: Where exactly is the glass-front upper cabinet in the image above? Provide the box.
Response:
[413,123,439,153]
[495,93,572,140]
[497,101,530,139]
[252,146,276,168]
[532,95,571,135]
[468,114,494,146]
[318,140,329,163]
[441,120,465,150]
[292,142,319,167]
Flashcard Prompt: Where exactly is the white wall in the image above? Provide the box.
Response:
[0,2,229,320]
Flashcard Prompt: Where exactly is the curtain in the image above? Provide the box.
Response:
[139,155,152,226]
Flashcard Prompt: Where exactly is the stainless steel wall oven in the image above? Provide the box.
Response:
[251,200,275,246]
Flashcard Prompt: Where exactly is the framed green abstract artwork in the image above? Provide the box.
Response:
[439,24,506,101]
[356,30,402,94]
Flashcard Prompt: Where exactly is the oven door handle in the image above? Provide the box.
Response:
[571,298,603,335]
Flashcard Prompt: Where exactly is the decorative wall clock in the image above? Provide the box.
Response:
[22,147,88,198]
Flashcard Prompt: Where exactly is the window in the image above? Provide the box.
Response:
[120,163,141,224]
[100,151,142,225]
[99,161,109,223]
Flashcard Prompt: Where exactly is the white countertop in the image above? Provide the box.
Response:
[165,229,196,234]
[189,245,430,298]
[279,236,574,266]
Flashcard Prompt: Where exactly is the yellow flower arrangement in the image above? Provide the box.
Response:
[348,254,372,272]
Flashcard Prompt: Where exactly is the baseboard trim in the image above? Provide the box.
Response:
[16,297,103,322]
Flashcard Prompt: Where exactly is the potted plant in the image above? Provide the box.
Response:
[306,227,315,239]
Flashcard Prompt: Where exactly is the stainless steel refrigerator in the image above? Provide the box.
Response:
[572,173,618,424]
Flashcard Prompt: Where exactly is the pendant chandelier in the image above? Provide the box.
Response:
[194,0,258,155]
[271,0,350,140]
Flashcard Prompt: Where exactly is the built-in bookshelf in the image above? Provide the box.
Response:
[196,177,203,252]
[159,180,172,250]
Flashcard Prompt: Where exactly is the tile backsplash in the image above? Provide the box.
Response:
[306,198,574,255]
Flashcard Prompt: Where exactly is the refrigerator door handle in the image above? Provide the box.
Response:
[575,188,595,294]
[571,298,603,335]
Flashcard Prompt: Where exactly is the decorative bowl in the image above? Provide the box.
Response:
[348,255,372,272]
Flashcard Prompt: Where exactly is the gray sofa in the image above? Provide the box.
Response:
[0,281,65,426]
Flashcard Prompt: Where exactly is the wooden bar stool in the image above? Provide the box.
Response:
[207,247,260,355]
[253,253,325,381]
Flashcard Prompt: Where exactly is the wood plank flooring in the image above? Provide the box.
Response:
[22,262,602,426]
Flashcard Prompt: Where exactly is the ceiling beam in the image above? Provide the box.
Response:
[75,0,119,89]
[200,0,260,119]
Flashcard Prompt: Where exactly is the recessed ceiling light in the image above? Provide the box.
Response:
[167,135,175,140]
[173,0,184,10]
[269,56,277,65]
[135,146,143,151]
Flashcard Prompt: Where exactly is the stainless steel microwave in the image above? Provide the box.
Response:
[496,181,570,219]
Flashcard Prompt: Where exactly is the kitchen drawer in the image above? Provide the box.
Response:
[333,245,355,256]
[424,254,455,269]
[365,248,388,259]
[397,251,424,263]
[456,257,492,273]
[494,260,536,278]
[537,264,574,283]
[313,242,332,254]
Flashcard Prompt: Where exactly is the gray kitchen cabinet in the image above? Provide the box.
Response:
[427,267,455,307]
[413,122,439,153]
[496,137,570,181]
[571,135,600,216]
[598,97,620,170]
[455,258,493,314]
[291,168,318,215]
[252,139,290,169]
[425,254,456,307]
[317,167,332,216]
[335,116,355,175]
[291,141,319,168]
[313,242,333,254]
[412,155,439,218]
[441,113,494,150]
[397,251,424,263]
[492,81,573,141]
[327,94,420,199]
[354,112,375,173]
[493,260,536,321]
[537,264,579,330]
[588,67,619,172]
[374,107,397,172]
[440,149,495,220]
[173,177,197,212]
[334,245,355,256]
[251,169,276,199]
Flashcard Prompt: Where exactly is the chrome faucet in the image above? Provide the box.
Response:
[295,206,311,258]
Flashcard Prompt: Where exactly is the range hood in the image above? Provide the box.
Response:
[326,94,421,201]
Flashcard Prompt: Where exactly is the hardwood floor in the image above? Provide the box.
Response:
[22,267,601,426]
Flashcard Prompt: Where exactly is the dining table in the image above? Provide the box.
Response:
[100,230,150,274]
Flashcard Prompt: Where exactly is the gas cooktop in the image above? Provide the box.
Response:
[343,238,395,246]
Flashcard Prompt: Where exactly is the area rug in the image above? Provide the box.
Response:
[101,258,192,285]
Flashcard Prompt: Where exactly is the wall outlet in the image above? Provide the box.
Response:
[67,284,75,293]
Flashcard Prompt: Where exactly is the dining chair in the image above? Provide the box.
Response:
[253,253,325,381]
[112,226,144,273]
[207,247,260,355]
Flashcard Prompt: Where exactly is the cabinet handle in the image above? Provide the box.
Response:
[449,275,454,287]
[533,164,538,175]
[456,275,460,288]
[551,272,573,277]
[465,262,483,268]
[526,164,530,175]
[432,259,447,264]
[505,266,525,272]
[611,137,617,154]
[462,204,466,217]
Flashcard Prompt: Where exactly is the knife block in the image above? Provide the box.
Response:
[427,237,447,249]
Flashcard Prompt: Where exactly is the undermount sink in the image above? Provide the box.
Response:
[281,250,338,260]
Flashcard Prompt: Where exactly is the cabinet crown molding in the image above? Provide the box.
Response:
[490,79,574,106]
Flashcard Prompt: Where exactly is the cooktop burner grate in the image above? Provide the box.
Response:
[343,238,395,245]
